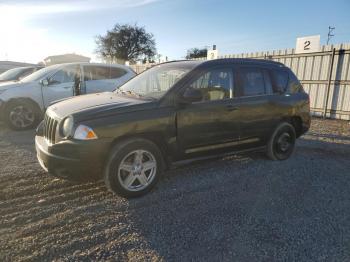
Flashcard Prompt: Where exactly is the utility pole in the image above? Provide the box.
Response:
[327,26,335,45]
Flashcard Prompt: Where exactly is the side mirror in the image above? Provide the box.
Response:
[181,88,203,103]
[40,78,49,86]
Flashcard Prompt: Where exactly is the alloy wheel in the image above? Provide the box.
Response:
[117,149,157,192]
[8,105,35,129]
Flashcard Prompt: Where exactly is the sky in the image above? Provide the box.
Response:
[0,0,350,63]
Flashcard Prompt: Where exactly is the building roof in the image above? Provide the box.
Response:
[44,53,90,61]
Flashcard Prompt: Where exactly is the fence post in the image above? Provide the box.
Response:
[323,48,336,119]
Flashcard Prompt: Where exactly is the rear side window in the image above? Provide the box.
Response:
[239,67,265,96]
[288,72,304,93]
[271,69,289,93]
[84,66,127,81]
[110,67,127,78]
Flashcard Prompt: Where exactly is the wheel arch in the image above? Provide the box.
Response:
[3,97,43,117]
[282,116,303,138]
[108,132,171,168]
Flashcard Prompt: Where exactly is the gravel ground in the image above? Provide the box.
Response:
[0,118,349,261]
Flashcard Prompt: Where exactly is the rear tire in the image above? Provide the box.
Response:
[4,101,40,131]
[104,138,164,198]
[267,122,296,161]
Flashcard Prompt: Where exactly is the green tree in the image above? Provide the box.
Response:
[96,23,156,63]
[186,48,207,59]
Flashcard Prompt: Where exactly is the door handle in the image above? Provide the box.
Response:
[226,105,238,111]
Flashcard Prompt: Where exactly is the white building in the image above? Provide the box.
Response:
[43,54,91,66]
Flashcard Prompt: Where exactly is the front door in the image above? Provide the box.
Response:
[176,67,240,154]
[42,66,76,108]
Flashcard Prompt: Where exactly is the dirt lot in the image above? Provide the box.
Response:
[0,118,349,261]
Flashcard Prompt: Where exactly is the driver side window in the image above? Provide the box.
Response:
[189,68,233,101]
[49,67,75,85]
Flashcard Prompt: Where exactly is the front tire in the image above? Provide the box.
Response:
[104,138,164,198]
[4,101,40,130]
[267,122,296,161]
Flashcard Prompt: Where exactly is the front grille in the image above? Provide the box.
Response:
[43,114,58,144]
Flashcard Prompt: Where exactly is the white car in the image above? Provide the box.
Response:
[0,62,135,130]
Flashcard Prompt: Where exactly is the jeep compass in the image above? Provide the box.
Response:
[35,59,310,198]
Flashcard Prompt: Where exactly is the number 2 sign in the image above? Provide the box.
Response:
[296,35,320,54]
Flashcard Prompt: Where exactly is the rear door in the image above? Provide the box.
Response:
[83,65,127,93]
[176,67,240,154]
[236,66,278,146]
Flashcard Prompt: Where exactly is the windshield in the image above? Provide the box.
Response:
[118,62,198,99]
[0,68,26,81]
[20,65,58,83]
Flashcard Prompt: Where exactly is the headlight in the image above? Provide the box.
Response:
[73,125,98,140]
[61,116,74,137]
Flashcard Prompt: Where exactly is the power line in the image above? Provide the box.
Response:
[327,26,335,45]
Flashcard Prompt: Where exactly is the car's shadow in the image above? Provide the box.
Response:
[124,138,350,261]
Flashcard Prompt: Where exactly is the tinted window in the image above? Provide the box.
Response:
[189,68,232,101]
[110,67,127,78]
[240,67,265,96]
[263,70,273,94]
[288,72,304,93]
[271,69,289,93]
[84,66,127,81]
[49,67,76,84]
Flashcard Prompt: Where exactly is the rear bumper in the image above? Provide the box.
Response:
[301,113,311,135]
[35,135,111,181]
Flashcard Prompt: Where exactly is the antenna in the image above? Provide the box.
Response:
[327,26,335,45]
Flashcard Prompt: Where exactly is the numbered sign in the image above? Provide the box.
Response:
[295,35,320,54]
[207,49,218,60]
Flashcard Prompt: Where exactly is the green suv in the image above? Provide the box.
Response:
[35,59,310,198]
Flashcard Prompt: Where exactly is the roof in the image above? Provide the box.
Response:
[201,58,285,67]
[44,62,133,70]
[158,58,285,68]
[0,61,39,74]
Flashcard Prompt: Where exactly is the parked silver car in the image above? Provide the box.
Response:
[0,62,135,130]
[0,66,43,83]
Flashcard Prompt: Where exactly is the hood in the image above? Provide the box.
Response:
[0,81,34,91]
[47,92,155,120]
[0,80,16,84]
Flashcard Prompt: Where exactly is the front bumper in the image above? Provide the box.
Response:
[35,135,112,181]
